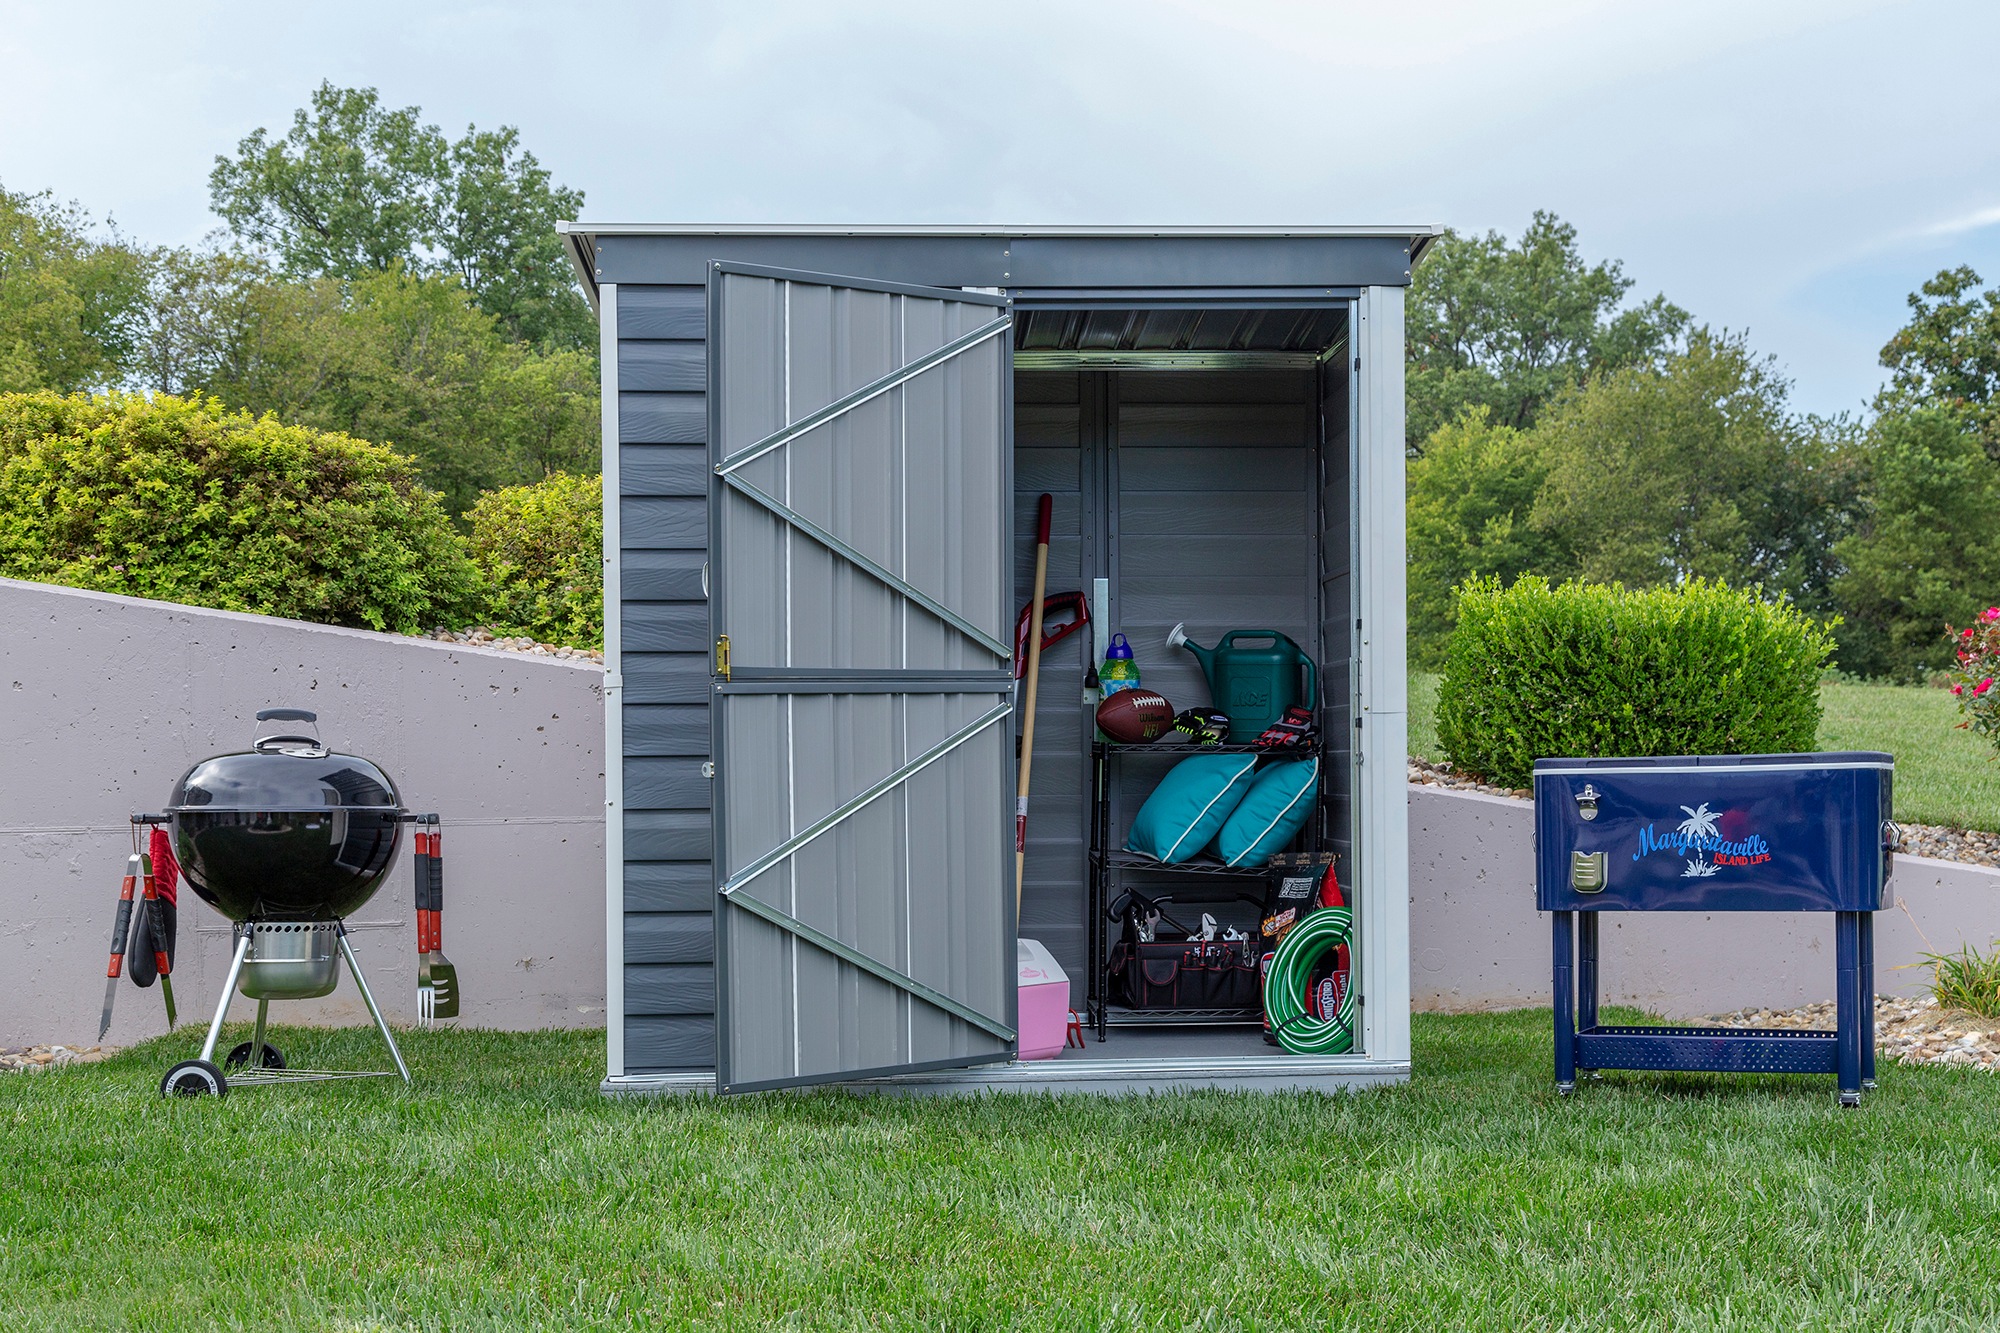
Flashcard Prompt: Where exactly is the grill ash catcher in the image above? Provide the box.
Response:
[1537,752,1896,1106]
[133,708,448,1099]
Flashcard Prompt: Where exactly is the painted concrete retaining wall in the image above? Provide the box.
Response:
[1,578,607,1049]
[1409,784,2000,1018]
[10,571,1997,1048]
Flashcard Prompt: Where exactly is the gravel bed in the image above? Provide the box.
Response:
[418,628,603,664]
[1407,756,1531,800]
[1706,996,2000,1071]
[1,1044,114,1072]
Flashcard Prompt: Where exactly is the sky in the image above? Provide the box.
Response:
[2,0,1994,418]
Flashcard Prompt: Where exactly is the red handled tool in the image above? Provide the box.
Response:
[99,855,142,1041]
[415,822,436,1024]
[1015,494,1053,914]
[426,816,458,1020]
[1013,590,1090,679]
[140,854,176,1029]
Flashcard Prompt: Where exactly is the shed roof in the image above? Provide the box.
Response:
[557,223,1443,304]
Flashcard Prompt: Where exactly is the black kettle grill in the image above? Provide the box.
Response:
[137,709,415,1098]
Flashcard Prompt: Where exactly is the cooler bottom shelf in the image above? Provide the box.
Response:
[1575,1024,1837,1075]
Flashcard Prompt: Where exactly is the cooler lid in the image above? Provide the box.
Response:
[1533,751,1892,774]
[1017,937,1069,987]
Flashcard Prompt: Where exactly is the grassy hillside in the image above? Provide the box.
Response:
[1410,672,2000,832]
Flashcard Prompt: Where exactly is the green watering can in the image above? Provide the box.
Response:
[1166,624,1318,743]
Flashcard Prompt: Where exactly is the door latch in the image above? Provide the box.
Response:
[1571,851,1607,893]
[715,634,731,681]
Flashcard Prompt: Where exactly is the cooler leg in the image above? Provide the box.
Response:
[1835,912,1862,1106]
[1861,911,1877,1090]
[1553,911,1576,1095]
[1578,911,1600,1036]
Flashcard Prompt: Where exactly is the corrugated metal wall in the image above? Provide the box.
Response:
[615,285,717,1070]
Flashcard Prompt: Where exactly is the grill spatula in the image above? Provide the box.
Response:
[426,816,459,1020]
[414,823,435,1026]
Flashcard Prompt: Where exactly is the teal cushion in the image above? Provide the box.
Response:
[1212,757,1320,867]
[1125,753,1260,864]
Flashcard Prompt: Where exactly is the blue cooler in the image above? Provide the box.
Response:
[1534,752,1896,1105]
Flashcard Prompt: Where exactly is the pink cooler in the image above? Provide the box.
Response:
[1016,938,1072,1060]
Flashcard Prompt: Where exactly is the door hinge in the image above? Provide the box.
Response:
[715,634,731,681]
[1353,356,1361,373]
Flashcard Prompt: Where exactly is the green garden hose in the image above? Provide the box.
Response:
[1265,906,1355,1055]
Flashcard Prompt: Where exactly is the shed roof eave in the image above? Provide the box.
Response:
[557,221,1443,242]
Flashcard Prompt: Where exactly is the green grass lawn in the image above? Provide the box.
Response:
[1410,672,2000,831]
[5,1020,2000,1329]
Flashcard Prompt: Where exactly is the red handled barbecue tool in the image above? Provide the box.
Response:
[139,853,176,1029]
[99,855,142,1041]
[1015,494,1054,914]
[416,814,458,1024]
[414,822,436,1024]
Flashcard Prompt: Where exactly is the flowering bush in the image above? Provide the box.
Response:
[1946,608,2000,746]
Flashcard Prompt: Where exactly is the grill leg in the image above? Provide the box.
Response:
[248,998,270,1067]
[338,928,411,1084]
[199,931,252,1065]
[1553,911,1576,1094]
[1836,912,1862,1106]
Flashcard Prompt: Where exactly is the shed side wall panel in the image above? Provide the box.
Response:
[618,284,717,1071]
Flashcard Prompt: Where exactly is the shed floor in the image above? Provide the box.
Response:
[1058,1021,1278,1061]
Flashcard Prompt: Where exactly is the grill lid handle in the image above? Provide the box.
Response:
[256,708,318,723]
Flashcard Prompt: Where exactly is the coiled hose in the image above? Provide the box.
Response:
[1265,906,1355,1055]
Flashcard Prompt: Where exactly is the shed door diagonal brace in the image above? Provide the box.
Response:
[712,313,1014,660]
[717,700,1017,1042]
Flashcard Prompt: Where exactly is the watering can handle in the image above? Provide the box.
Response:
[1208,632,1319,705]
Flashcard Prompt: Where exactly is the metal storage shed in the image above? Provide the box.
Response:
[559,225,1439,1095]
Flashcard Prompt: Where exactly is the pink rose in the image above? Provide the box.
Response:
[1954,684,1965,695]
[1978,678,1994,696]
[1985,607,2000,622]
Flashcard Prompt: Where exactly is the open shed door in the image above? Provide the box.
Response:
[708,262,1016,1092]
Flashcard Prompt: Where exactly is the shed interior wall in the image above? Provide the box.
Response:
[1014,357,1355,1022]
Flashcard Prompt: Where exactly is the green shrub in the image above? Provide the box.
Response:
[1436,576,1836,788]
[0,391,480,631]
[466,472,602,648]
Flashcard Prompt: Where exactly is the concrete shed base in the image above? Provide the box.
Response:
[603,1056,1409,1098]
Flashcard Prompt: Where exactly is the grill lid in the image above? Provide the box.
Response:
[167,709,403,813]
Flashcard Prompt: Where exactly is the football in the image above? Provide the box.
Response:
[1096,688,1175,743]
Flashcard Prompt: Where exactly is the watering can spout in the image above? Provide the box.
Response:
[1166,622,1215,674]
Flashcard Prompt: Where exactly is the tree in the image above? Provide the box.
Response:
[1877,265,2000,459]
[1831,407,2000,681]
[133,243,274,395]
[1404,407,1571,665]
[209,83,590,348]
[198,266,597,515]
[1406,211,1689,449]
[0,185,148,393]
[1530,331,1859,611]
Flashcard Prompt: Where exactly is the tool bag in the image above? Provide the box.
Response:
[1108,935,1263,1011]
